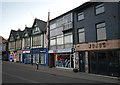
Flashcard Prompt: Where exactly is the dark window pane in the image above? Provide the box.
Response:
[95,3,104,15]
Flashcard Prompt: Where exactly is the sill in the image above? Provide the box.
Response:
[77,19,85,22]
[96,39,108,42]
[95,12,105,16]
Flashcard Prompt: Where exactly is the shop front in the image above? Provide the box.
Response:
[76,39,120,77]
[51,48,74,69]
[89,50,119,77]
[22,50,31,64]
[9,50,17,62]
[32,48,49,66]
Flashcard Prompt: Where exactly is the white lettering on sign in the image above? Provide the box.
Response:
[23,51,30,54]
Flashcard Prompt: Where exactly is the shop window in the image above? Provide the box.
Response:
[90,52,97,61]
[56,54,70,68]
[78,28,85,43]
[95,3,104,15]
[77,12,84,21]
[96,22,106,40]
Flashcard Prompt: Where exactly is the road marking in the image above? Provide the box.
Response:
[2,72,40,83]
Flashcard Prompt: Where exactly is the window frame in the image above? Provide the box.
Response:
[96,22,106,41]
[95,3,105,15]
[64,33,73,44]
[77,12,85,21]
[78,27,85,43]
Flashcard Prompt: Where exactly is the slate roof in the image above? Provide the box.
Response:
[17,30,24,39]
[25,27,33,36]
[8,30,17,41]
[23,27,33,37]
[32,18,47,32]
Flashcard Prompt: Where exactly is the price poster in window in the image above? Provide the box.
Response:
[41,55,45,64]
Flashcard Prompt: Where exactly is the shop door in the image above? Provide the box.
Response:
[108,51,119,77]
[19,54,21,62]
[98,52,107,75]
[70,55,74,68]
[79,52,85,72]
[89,51,97,74]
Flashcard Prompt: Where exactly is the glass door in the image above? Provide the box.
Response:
[108,51,119,77]
[70,54,74,68]
[98,52,107,75]
[19,54,21,62]
[89,51,97,74]
[79,52,85,72]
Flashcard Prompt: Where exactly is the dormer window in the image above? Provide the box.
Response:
[16,35,19,39]
[24,33,27,36]
[10,34,14,41]
[33,23,40,34]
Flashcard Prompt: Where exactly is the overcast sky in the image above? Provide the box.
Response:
[0,0,91,39]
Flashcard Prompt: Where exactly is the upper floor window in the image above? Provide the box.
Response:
[16,40,21,49]
[9,42,15,49]
[96,22,106,40]
[16,35,19,39]
[50,37,56,50]
[50,38,56,46]
[64,33,73,44]
[77,12,84,21]
[10,34,14,41]
[33,27,40,34]
[56,18,63,27]
[50,23,56,30]
[57,35,63,45]
[78,28,85,43]
[24,38,30,48]
[63,13,72,23]
[33,35,41,46]
[95,3,104,15]
[24,33,28,36]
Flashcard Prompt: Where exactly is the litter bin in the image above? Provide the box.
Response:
[24,59,27,64]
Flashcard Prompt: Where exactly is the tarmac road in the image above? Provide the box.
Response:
[2,61,119,85]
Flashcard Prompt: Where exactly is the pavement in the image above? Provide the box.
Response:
[3,61,120,84]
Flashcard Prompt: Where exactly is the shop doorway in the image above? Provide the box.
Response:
[79,52,85,72]
[70,55,74,68]
[49,54,55,67]
[19,54,21,62]
[98,52,107,75]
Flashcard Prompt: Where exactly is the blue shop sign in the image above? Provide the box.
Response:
[32,48,46,53]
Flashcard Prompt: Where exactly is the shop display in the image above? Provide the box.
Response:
[56,55,70,68]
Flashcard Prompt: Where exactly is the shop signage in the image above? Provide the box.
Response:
[89,42,106,49]
[57,48,71,53]
[23,50,30,54]
[32,49,46,53]
[76,39,120,51]
[48,50,56,53]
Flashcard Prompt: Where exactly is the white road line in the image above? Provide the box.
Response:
[2,72,40,83]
